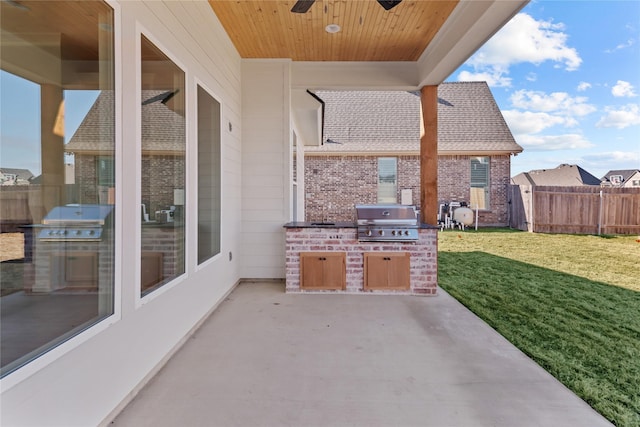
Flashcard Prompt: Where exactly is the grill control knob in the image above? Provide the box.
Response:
[391,230,397,236]
[378,230,384,236]
[88,230,95,236]
[366,230,372,236]
[75,230,82,235]
[404,230,410,236]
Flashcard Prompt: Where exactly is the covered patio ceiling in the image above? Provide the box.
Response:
[208,0,459,62]
[208,0,528,88]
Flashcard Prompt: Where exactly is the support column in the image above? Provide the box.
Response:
[420,85,438,226]
[40,84,65,213]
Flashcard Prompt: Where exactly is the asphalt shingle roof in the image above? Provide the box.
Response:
[601,169,640,183]
[66,90,185,154]
[307,82,522,155]
[0,168,34,181]
[511,164,601,186]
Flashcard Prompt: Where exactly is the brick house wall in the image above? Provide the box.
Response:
[74,154,101,203]
[73,154,184,214]
[304,153,512,226]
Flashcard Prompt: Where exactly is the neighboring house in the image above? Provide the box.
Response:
[0,167,34,185]
[601,169,640,188]
[304,82,523,226]
[511,164,601,186]
[65,90,185,211]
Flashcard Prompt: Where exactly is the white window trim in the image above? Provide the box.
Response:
[193,78,224,271]
[0,0,123,391]
[135,24,189,308]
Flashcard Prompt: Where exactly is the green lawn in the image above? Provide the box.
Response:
[437,229,640,427]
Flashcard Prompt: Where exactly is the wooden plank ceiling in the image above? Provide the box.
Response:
[208,0,459,62]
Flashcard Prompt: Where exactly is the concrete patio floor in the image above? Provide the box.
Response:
[111,281,612,427]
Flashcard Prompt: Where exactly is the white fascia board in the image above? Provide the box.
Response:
[291,89,322,146]
[417,0,528,87]
[291,61,419,91]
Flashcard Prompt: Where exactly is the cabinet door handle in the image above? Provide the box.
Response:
[319,257,327,261]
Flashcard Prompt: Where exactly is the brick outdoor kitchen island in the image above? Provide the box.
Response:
[283,222,438,294]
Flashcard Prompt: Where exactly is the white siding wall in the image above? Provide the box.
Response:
[0,2,243,426]
[240,60,291,279]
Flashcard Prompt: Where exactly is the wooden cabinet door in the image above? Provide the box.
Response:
[301,252,346,290]
[364,252,410,290]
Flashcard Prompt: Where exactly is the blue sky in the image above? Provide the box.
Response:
[0,72,98,176]
[449,0,640,178]
[2,1,638,180]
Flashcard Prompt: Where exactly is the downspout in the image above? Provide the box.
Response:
[306,90,325,145]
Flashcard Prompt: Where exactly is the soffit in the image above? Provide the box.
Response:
[0,1,109,62]
[208,0,459,62]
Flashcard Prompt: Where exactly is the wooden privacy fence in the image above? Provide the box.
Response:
[509,185,640,235]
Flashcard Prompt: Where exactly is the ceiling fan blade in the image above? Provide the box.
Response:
[291,0,315,13]
[376,0,402,10]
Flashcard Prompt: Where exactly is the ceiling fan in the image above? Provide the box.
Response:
[291,0,402,14]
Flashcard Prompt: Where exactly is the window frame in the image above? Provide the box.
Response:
[377,157,398,204]
[470,156,490,210]
[135,27,188,306]
[196,83,222,265]
[0,0,122,389]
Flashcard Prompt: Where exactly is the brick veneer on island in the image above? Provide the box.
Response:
[284,222,438,294]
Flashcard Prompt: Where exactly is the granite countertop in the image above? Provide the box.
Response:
[283,221,438,229]
[283,221,357,228]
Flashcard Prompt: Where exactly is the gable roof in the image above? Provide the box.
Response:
[601,169,640,185]
[0,168,34,182]
[511,164,601,186]
[305,81,522,155]
[65,90,185,155]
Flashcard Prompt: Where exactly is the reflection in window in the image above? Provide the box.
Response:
[377,157,398,203]
[0,1,115,377]
[140,36,185,295]
[197,86,221,264]
[471,156,490,209]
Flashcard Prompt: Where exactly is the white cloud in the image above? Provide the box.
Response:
[611,80,637,97]
[460,13,582,87]
[457,70,511,88]
[510,90,596,116]
[596,104,640,129]
[577,82,591,92]
[605,39,635,53]
[580,151,640,177]
[515,134,594,151]
[503,110,567,134]
[582,151,640,164]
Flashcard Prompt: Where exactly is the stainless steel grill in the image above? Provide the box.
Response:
[355,204,419,242]
[38,204,113,242]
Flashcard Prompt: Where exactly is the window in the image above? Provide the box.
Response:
[0,1,115,377]
[470,157,490,209]
[97,157,115,187]
[197,85,221,264]
[378,157,397,203]
[140,36,185,295]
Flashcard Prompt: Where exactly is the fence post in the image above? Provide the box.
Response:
[597,190,603,236]
[530,185,535,233]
